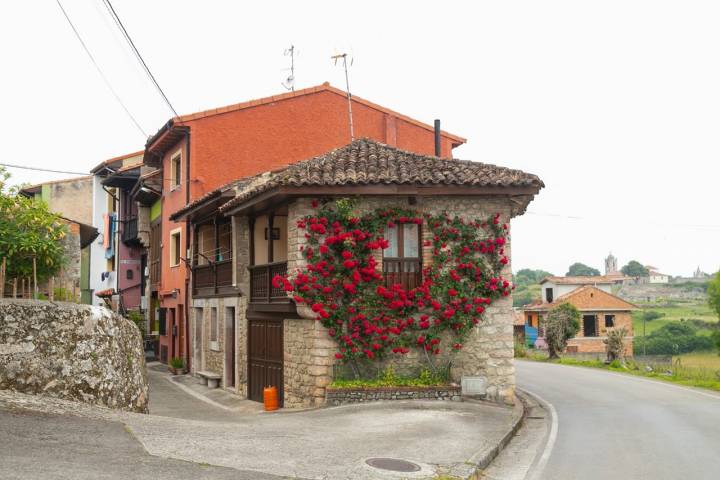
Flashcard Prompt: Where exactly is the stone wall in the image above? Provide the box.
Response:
[191,296,247,395]
[0,300,148,412]
[284,195,531,405]
[326,386,461,406]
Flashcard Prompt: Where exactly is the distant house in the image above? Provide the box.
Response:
[539,275,620,304]
[522,285,636,355]
[645,266,669,284]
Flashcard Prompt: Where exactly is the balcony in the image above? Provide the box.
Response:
[122,217,140,245]
[249,261,289,304]
[383,258,422,291]
[192,259,234,296]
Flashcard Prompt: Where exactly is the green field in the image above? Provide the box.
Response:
[632,302,717,336]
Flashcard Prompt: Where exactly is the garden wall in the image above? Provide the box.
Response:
[0,299,148,412]
[326,386,461,406]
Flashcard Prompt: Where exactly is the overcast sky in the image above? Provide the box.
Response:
[1,1,718,277]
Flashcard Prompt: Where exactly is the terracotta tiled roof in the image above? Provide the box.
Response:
[170,175,265,221]
[540,275,619,285]
[522,285,637,312]
[220,138,544,213]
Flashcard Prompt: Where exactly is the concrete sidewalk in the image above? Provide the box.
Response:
[0,368,523,480]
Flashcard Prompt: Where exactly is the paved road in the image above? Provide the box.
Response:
[0,408,286,480]
[516,360,720,480]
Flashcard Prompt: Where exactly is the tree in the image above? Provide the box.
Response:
[0,167,67,289]
[545,303,580,359]
[566,262,600,276]
[514,268,553,288]
[604,328,627,363]
[621,260,648,277]
[708,271,720,320]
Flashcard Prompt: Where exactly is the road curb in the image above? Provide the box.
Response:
[465,391,527,477]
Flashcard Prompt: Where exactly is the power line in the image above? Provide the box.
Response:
[54,0,147,137]
[0,163,88,176]
[100,0,178,117]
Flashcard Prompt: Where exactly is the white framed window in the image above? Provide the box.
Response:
[169,228,182,267]
[170,150,182,190]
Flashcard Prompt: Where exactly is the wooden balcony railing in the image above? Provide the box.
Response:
[192,259,233,295]
[383,258,422,291]
[249,261,288,304]
[121,217,139,245]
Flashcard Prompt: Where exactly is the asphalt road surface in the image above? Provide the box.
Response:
[516,360,720,480]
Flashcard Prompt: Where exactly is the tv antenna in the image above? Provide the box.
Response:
[331,52,354,141]
[282,45,296,91]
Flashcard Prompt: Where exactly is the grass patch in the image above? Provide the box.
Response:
[330,367,449,389]
[523,351,720,392]
[632,301,718,336]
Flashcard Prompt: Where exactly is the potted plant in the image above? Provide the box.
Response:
[169,357,185,375]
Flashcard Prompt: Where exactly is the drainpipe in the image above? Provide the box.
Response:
[184,130,191,370]
[434,119,441,157]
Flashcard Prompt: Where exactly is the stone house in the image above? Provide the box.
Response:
[172,139,543,408]
[140,82,465,369]
[522,285,636,355]
[19,178,98,302]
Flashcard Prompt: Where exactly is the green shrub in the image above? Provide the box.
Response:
[643,310,664,321]
[514,339,527,358]
[169,357,185,370]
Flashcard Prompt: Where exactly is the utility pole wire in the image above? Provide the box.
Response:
[54,0,147,137]
[101,0,178,117]
[0,163,88,176]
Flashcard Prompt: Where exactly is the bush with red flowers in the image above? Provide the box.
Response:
[273,199,512,372]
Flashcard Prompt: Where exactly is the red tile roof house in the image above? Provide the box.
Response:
[522,284,637,357]
[172,138,543,408]
[137,83,466,370]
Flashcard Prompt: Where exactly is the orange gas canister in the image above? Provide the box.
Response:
[263,386,278,411]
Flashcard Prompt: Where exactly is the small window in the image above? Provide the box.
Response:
[170,153,181,189]
[605,315,615,328]
[126,269,133,280]
[170,229,181,267]
[158,308,167,336]
[383,223,421,290]
[210,307,218,342]
[545,288,554,303]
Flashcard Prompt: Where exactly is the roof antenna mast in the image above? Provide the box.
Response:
[331,52,354,141]
[282,45,296,91]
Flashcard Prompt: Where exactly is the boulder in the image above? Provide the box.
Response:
[0,299,148,413]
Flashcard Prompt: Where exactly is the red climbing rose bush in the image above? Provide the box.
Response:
[272,199,512,366]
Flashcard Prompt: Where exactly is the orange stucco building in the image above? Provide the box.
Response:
[143,83,465,367]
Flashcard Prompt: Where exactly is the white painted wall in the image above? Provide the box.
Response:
[89,176,116,307]
[542,282,612,302]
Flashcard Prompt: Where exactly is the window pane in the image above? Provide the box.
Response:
[384,225,398,257]
[218,222,232,261]
[403,224,419,258]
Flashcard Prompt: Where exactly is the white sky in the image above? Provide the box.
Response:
[1,1,718,277]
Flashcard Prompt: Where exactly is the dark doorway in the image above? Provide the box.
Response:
[583,315,597,337]
[225,307,236,388]
[248,317,283,406]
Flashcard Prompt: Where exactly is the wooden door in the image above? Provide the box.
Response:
[248,317,283,405]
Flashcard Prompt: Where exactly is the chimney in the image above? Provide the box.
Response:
[434,119,441,157]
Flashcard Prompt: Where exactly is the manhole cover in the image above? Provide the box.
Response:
[366,457,421,472]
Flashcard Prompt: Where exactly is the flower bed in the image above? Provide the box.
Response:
[326,385,461,406]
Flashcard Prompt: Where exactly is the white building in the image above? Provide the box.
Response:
[646,266,670,284]
[539,276,617,303]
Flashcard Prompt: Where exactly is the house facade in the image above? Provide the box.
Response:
[140,83,466,368]
[539,275,618,303]
[522,285,636,355]
[88,152,144,309]
[173,139,543,407]
[19,177,97,303]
